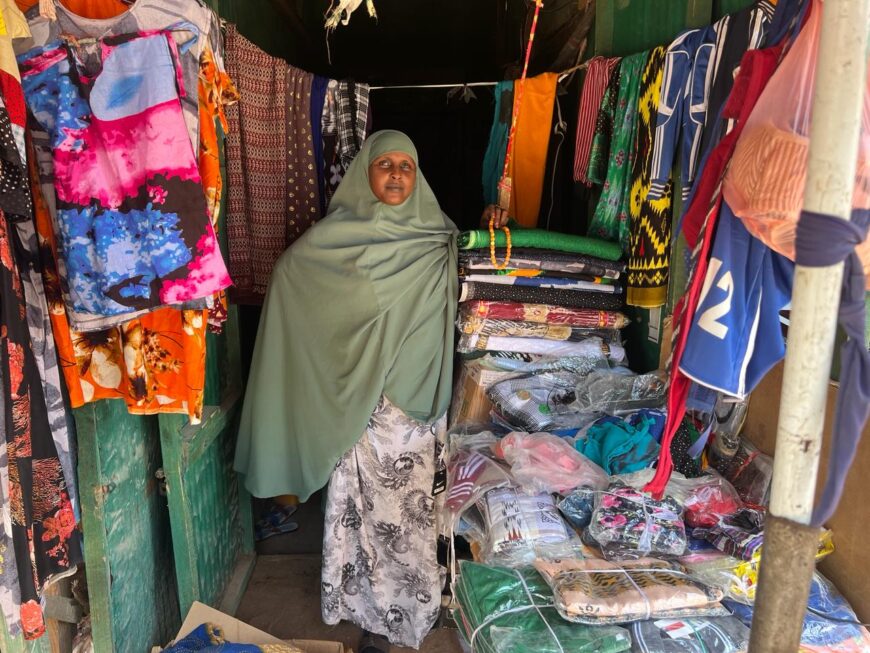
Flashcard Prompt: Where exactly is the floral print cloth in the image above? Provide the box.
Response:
[588,482,687,560]
[588,52,647,250]
[0,91,82,639]
[321,396,446,649]
[18,30,231,317]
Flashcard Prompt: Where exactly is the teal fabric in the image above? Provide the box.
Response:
[482,81,513,205]
[576,415,661,475]
[235,130,458,501]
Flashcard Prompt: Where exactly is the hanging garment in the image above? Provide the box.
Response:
[18,33,231,317]
[482,81,513,205]
[224,25,321,302]
[235,131,457,502]
[322,396,445,649]
[627,47,673,308]
[586,63,621,185]
[573,56,619,185]
[506,72,557,228]
[199,46,239,333]
[646,44,786,499]
[336,80,370,170]
[310,75,329,215]
[697,1,775,159]
[286,67,320,245]
[29,139,209,424]
[0,87,81,639]
[649,26,715,204]
[23,0,224,155]
[588,52,646,249]
[0,0,30,86]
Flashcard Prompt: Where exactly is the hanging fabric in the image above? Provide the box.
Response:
[627,46,673,308]
[587,52,646,250]
[506,72,558,228]
[573,56,619,185]
[482,81,513,206]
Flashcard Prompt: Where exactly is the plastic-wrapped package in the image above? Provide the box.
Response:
[494,432,608,494]
[725,572,870,653]
[721,440,773,507]
[487,370,598,432]
[533,557,728,625]
[628,616,751,653]
[682,528,834,604]
[613,469,743,528]
[476,488,574,566]
[558,486,597,530]
[478,350,615,376]
[453,561,632,653]
[588,482,687,560]
[706,396,750,473]
[573,369,667,415]
[444,428,513,519]
[692,508,765,561]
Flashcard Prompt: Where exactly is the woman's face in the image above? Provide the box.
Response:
[368,151,417,205]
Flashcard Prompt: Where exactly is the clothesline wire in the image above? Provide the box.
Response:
[368,60,590,91]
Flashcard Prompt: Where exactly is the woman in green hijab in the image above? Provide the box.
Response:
[235,130,458,648]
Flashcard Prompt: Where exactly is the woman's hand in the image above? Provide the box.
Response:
[481,204,510,229]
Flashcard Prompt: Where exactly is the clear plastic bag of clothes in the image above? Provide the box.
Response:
[558,486,598,530]
[453,561,633,653]
[475,487,576,567]
[613,469,743,528]
[573,369,667,415]
[477,351,615,376]
[721,439,773,506]
[444,428,513,518]
[486,370,597,432]
[722,0,870,283]
[627,616,751,653]
[494,432,608,494]
[587,482,687,560]
[533,557,729,626]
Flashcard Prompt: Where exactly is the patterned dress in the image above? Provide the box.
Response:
[322,396,446,649]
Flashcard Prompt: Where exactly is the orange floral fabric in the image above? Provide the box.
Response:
[30,142,207,424]
[200,46,239,333]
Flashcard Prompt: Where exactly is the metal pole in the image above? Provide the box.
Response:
[749,1,870,652]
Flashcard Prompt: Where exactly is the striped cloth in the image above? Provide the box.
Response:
[574,56,620,184]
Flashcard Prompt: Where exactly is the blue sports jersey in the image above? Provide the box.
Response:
[679,202,793,398]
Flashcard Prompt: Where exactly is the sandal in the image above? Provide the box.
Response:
[254,503,299,541]
[358,630,390,653]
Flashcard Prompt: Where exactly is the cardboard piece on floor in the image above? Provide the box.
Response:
[151,601,345,653]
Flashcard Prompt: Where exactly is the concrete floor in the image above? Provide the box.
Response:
[235,497,463,653]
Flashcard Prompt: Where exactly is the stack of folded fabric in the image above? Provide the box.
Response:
[451,227,630,429]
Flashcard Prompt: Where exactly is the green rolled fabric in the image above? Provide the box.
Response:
[458,228,623,261]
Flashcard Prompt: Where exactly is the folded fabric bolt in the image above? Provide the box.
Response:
[460,274,619,293]
[460,247,626,277]
[459,229,624,261]
[459,281,625,310]
[473,336,626,361]
[533,557,728,625]
[463,300,630,328]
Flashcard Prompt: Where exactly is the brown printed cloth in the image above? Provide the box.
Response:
[459,281,625,311]
[533,558,728,626]
[224,25,320,302]
[456,315,621,354]
[463,300,630,328]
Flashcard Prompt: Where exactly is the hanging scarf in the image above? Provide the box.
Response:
[235,131,458,501]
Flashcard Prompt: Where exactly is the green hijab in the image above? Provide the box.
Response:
[234,130,459,501]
